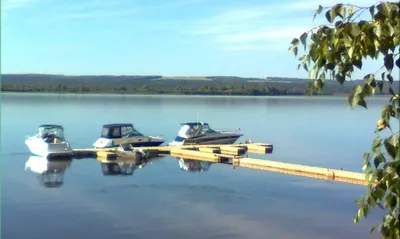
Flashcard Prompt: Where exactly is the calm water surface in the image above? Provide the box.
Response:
[2,93,395,239]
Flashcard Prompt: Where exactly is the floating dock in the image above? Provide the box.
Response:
[72,143,273,160]
[232,158,367,186]
[68,143,367,186]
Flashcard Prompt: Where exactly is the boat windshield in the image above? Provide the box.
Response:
[177,125,199,138]
[199,124,216,134]
[101,125,143,139]
[177,123,218,138]
[122,126,143,137]
[39,126,65,140]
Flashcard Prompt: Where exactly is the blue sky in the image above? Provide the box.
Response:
[1,0,395,79]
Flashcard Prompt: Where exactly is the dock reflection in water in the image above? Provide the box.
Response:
[178,158,213,172]
[25,155,72,188]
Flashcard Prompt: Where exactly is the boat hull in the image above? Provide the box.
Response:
[93,137,164,148]
[25,136,73,158]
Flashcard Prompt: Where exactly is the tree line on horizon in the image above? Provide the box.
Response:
[1,73,398,96]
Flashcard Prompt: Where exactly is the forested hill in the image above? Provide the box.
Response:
[1,74,398,96]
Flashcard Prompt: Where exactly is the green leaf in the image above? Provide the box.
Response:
[348,94,355,107]
[309,68,317,79]
[348,47,354,59]
[334,20,343,28]
[362,83,375,96]
[350,23,361,37]
[377,81,384,93]
[387,74,394,84]
[363,74,375,84]
[384,54,394,71]
[375,24,382,37]
[357,208,364,218]
[394,36,399,46]
[320,73,325,83]
[374,157,380,168]
[357,96,367,109]
[299,55,307,61]
[372,137,382,149]
[313,5,323,21]
[337,5,345,19]
[289,46,298,56]
[326,63,335,70]
[375,168,384,180]
[381,105,392,121]
[325,9,336,23]
[389,87,395,96]
[309,47,318,62]
[303,63,309,72]
[354,216,359,224]
[291,38,299,45]
[361,162,371,173]
[353,58,362,70]
[353,84,363,95]
[335,74,345,85]
[388,24,394,37]
[362,207,369,218]
[374,187,386,201]
[385,194,397,210]
[364,152,371,164]
[370,226,375,234]
[384,135,399,160]
[316,5,323,14]
[378,2,391,18]
[369,5,375,17]
[300,32,308,50]
[355,198,365,205]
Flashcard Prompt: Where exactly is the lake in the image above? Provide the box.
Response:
[2,93,395,239]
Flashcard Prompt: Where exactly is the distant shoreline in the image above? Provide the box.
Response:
[2,74,398,97]
[1,90,393,99]
[0,89,316,96]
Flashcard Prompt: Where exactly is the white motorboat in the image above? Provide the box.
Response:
[169,122,243,146]
[25,124,73,157]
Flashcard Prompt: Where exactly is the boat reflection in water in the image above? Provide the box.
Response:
[100,162,140,176]
[99,156,154,176]
[25,155,72,188]
[178,158,213,172]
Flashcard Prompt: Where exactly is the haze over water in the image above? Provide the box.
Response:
[2,93,393,239]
